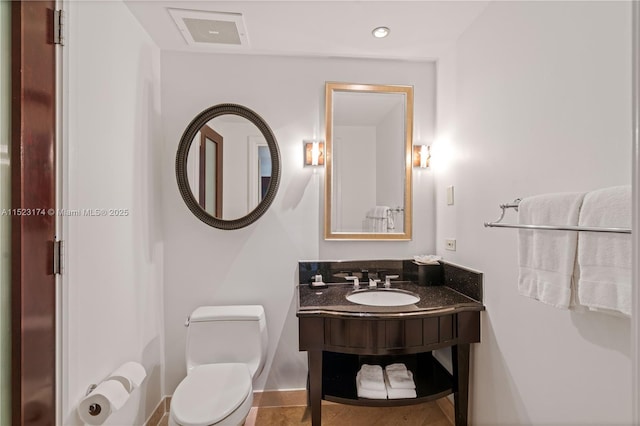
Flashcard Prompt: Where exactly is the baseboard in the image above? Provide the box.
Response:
[144,396,171,426]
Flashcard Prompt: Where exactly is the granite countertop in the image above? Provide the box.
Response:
[297,281,485,318]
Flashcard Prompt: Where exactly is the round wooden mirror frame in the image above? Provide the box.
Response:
[175,103,281,230]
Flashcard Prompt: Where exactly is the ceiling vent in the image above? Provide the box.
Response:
[168,9,249,47]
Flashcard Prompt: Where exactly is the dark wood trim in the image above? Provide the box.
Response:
[198,124,223,218]
[452,344,471,426]
[11,2,57,425]
[307,351,322,426]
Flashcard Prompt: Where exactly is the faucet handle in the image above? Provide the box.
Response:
[384,275,399,288]
[345,276,360,289]
[360,269,369,280]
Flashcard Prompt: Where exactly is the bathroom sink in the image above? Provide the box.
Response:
[346,288,420,307]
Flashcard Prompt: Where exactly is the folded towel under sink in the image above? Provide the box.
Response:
[383,371,417,399]
[384,364,416,390]
[357,364,385,391]
[356,373,387,399]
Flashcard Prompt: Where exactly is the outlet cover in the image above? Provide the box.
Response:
[445,239,456,251]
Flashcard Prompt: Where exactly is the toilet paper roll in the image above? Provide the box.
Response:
[107,361,147,393]
[77,380,129,425]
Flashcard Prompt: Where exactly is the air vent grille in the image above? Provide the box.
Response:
[168,9,249,47]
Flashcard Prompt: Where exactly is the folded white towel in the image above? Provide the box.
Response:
[384,363,408,373]
[360,364,383,374]
[386,370,416,390]
[577,186,632,316]
[413,255,441,266]
[357,365,385,391]
[517,192,586,308]
[356,374,387,399]
[383,371,416,399]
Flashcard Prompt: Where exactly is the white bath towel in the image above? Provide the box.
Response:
[384,363,408,373]
[366,206,389,232]
[384,363,415,389]
[363,207,388,232]
[517,192,586,308]
[577,186,632,316]
[357,364,385,391]
[383,371,416,399]
[386,369,416,390]
[356,373,387,399]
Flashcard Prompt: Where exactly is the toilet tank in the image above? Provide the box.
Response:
[185,305,268,379]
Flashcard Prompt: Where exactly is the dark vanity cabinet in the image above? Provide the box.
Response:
[298,310,481,426]
[297,259,484,426]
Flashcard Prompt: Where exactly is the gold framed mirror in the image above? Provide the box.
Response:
[324,82,413,240]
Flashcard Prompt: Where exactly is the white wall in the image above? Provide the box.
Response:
[435,1,632,424]
[63,1,164,424]
[161,53,436,394]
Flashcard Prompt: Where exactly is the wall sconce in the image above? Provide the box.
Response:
[413,145,431,168]
[304,140,324,166]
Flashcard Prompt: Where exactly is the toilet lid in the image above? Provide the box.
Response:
[171,363,252,426]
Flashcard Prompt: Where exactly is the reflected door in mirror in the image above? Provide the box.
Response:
[198,124,223,217]
[187,116,271,220]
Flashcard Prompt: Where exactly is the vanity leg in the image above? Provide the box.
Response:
[452,344,470,426]
[308,350,322,426]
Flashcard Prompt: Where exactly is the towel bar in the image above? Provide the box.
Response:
[484,199,632,234]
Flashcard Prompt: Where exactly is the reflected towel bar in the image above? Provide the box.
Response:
[484,198,632,234]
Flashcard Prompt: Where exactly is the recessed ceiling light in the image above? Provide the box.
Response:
[372,26,390,38]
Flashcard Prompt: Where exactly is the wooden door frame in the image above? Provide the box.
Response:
[11,2,57,425]
[198,124,223,218]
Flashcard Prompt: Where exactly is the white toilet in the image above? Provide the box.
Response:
[169,305,268,426]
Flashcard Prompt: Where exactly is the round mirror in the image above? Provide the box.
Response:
[176,104,281,229]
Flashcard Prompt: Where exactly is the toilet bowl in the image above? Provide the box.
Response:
[169,306,268,426]
[169,364,253,426]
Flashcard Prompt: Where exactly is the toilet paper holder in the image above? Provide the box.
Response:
[86,384,97,396]
[85,384,101,417]
[79,362,147,422]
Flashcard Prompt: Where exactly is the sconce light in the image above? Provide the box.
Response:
[413,145,431,168]
[304,140,324,166]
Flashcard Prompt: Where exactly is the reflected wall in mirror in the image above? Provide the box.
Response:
[176,104,281,230]
[325,83,413,240]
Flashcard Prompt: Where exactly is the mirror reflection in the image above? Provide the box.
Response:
[186,115,272,220]
[325,83,413,240]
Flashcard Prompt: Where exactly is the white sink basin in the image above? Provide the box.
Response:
[346,289,420,307]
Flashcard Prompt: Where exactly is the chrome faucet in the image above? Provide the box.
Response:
[384,275,399,288]
[345,276,360,290]
[369,278,381,289]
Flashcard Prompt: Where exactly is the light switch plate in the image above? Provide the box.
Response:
[447,186,454,205]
